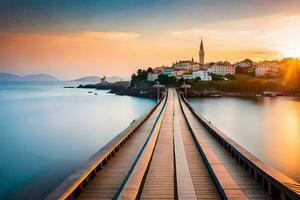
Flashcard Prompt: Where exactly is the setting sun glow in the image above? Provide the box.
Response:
[281,46,300,58]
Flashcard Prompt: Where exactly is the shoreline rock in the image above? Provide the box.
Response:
[77,82,158,98]
[77,82,299,98]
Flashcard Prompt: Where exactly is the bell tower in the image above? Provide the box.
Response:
[199,37,205,65]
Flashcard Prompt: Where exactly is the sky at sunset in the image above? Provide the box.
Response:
[1,0,300,79]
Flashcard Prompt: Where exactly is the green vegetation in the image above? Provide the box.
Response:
[186,74,300,94]
[210,73,235,81]
[131,69,178,87]
[130,68,152,87]
[157,74,177,85]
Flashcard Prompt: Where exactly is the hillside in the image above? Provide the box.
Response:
[73,76,101,82]
[0,73,20,81]
[0,73,59,81]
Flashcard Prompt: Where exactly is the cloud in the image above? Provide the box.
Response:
[0,31,142,78]
[239,49,279,57]
[72,31,140,40]
[4,31,140,40]
[1,13,299,78]
[167,14,300,50]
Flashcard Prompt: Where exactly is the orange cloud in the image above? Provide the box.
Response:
[0,31,144,79]
[1,14,299,79]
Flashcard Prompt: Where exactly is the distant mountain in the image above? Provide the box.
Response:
[0,72,130,83]
[21,74,59,81]
[73,76,101,82]
[0,73,20,81]
[0,73,59,81]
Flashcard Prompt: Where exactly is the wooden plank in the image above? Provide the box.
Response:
[174,90,221,199]
[173,89,197,200]
[140,91,174,199]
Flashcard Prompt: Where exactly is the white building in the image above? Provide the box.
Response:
[255,62,279,77]
[182,73,194,79]
[236,60,252,68]
[207,62,235,75]
[190,63,200,71]
[152,66,164,73]
[192,70,212,81]
[181,70,212,81]
[172,58,201,71]
[173,60,192,70]
[147,72,159,81]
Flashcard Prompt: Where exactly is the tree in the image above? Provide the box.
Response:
[130,73,136,87]
[147,67,153,73]
[224,74,235,80]
[157,74,177,85]
[130,69,148,87]
[177,78,185,85]
[194,77,201,82]
[210,73,223,81]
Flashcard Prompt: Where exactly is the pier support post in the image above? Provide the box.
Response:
[157,87,160,102]
[268,182,272,195]
[181,83,191,99]
[153,82,165,102]
[280,192,286,200]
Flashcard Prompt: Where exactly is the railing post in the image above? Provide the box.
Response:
[268,182,272,195]
[280,192,286,200]
[157,87,160,102]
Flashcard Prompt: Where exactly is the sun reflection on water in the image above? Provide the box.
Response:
[189,96,300,183]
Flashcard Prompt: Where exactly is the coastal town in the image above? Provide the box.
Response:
[147,38,286,82]
[80,39,299,98]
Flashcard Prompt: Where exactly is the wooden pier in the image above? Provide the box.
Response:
[46,89,300,200]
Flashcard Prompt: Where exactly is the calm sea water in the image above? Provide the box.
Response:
[189,97,300,183]
[0,81,155,200]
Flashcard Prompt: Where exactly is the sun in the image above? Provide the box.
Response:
[280,44,300,58]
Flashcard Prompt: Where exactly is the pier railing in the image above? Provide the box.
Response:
[180,93,300,200]
[46,93,166,200]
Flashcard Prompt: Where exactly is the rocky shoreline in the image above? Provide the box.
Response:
[77,82,159,98]
[76,82,300,98]
[186,89,300,98]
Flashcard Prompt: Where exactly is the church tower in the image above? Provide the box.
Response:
[199,38,205,65]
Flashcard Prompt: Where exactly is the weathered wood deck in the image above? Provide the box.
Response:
[179,91,300,200]
[179,93,270,199]
[140,89,175,199]
[46,88,300,200]
[174,89,221,199]
[77,97,166,200]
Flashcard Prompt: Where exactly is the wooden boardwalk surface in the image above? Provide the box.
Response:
[49,88,296,200]
[174,90,221,200]
[140,90,175,199]
[77,100,165,200]
[140,89,220,199]
[180,93,271,199]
